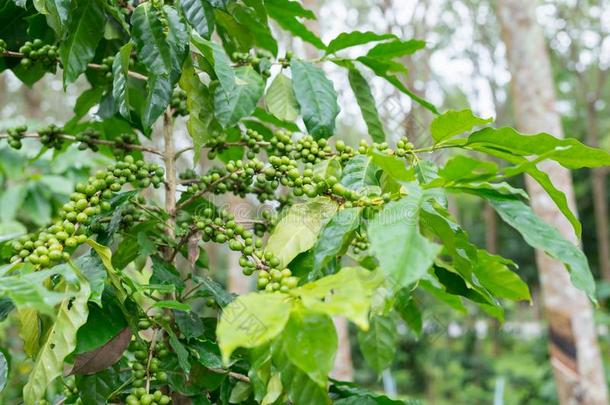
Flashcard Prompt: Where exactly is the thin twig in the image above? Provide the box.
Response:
[1,50,147,81]
[208,367,251,383]
[0,133,163,156]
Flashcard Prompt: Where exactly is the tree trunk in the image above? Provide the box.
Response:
[497,1,609,404]
[584,100,610,281]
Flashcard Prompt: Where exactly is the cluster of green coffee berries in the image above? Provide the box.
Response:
[395,136,415,156]
[170,89,187,116]
[186,159,264,198]
[5,125,27,149]
[39,123,64,150]
[0,39,7,53]
[126,336,171,404]
[189,208,296,292]
[74,128,101,151]
[98,55,115,80]
[178,168,197,181]
[9,156,163,267]
[231,50,273,78]
[62,378,81,404]
[18,39,58,70]
[351,231,370,254]
[291,135,333,164]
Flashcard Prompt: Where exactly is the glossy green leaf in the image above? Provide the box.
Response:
[431,109,492,143]
[169,332,191,375]
[265,73,299,121]
[217,292,293,363]
[112,43,133,120]
[265,0,325,50]
[153,300,191,311]
[261,372,282,405]
[265,197,338,267]
[465,127,610,169]
[312,207,362,276]
[75,366,121,405]
[214,66,265,127]
[0,266,74,316]
[292,267,382,329]
[394,290,422,335]
[291,60,339,139]
[59,0,105,85]
[437,155,498,182]
[366,39,426,59]
[326,31,396,54]
[340,154,379,192]
[74,252,107,306]
[131,4,188,81]
[368,187,442,289]
[369,151,413,182]
[23,278,91,403]
[313,156,342,179]
[191,35,235,97]
[348,67,386,143]
[357,315,397,373]
[75,296,127,354]
[474,250,530,301]
[179,0,214,38]
[272,340,331,405]
[281,309,337,387]
[490,198,595,300]
[179,61,217,163]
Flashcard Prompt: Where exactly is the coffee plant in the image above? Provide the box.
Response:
[0,0,609,404]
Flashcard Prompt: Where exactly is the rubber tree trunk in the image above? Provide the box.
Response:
[584,100,610,281]
[497,1,609,403]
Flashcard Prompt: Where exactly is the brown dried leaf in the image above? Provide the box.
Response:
[69,327,132,375]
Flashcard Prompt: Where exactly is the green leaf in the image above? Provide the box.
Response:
[489,198,596,300]
[394,291,422,335]
[348,67,386,143]
[112,43,133,120]
[292,267,382,329]
[431,109,492,143]
[174,310,204,340]
[0,298,14,322]
[340,154,379,192]
[281,309,337,387]
[131,4,188,81]
[217,292,293,363]
[191,35,235,97]
[368,186,442,289]
[357,315,397,373]
[357,56,439,115]
[265,0,325,50]
[0,351,7,393]
[59,0,104,85]
[465,127,610,169]
[366,39,426,59]
[153,300,191,311]
[169,332,191,375]
[75,366,121,405]
[313,156,342,179]
[23,278,91,403]
[437,155,498,182]
[0,266,74,316]
[369,151,413,182]
[75,295,127,354]
[179,0,214,38]
[179,61,217,163]
[326,31,396,54]
[261,372,282,405]
[18,308,40,357]
[291,60,339,139]
[151,255,185,291]
[271,341,331,405]
[474,250,530,301]
[265,197,338,267]
[214,66,265,127]
[74,252,107,306]
[32,0,70,35]
[312,207,362,276]
[265,73,299,122]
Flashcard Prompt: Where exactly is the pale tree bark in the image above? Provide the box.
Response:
[498,1,609,404]
[301,0,354,381]
[584,94,610,281]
